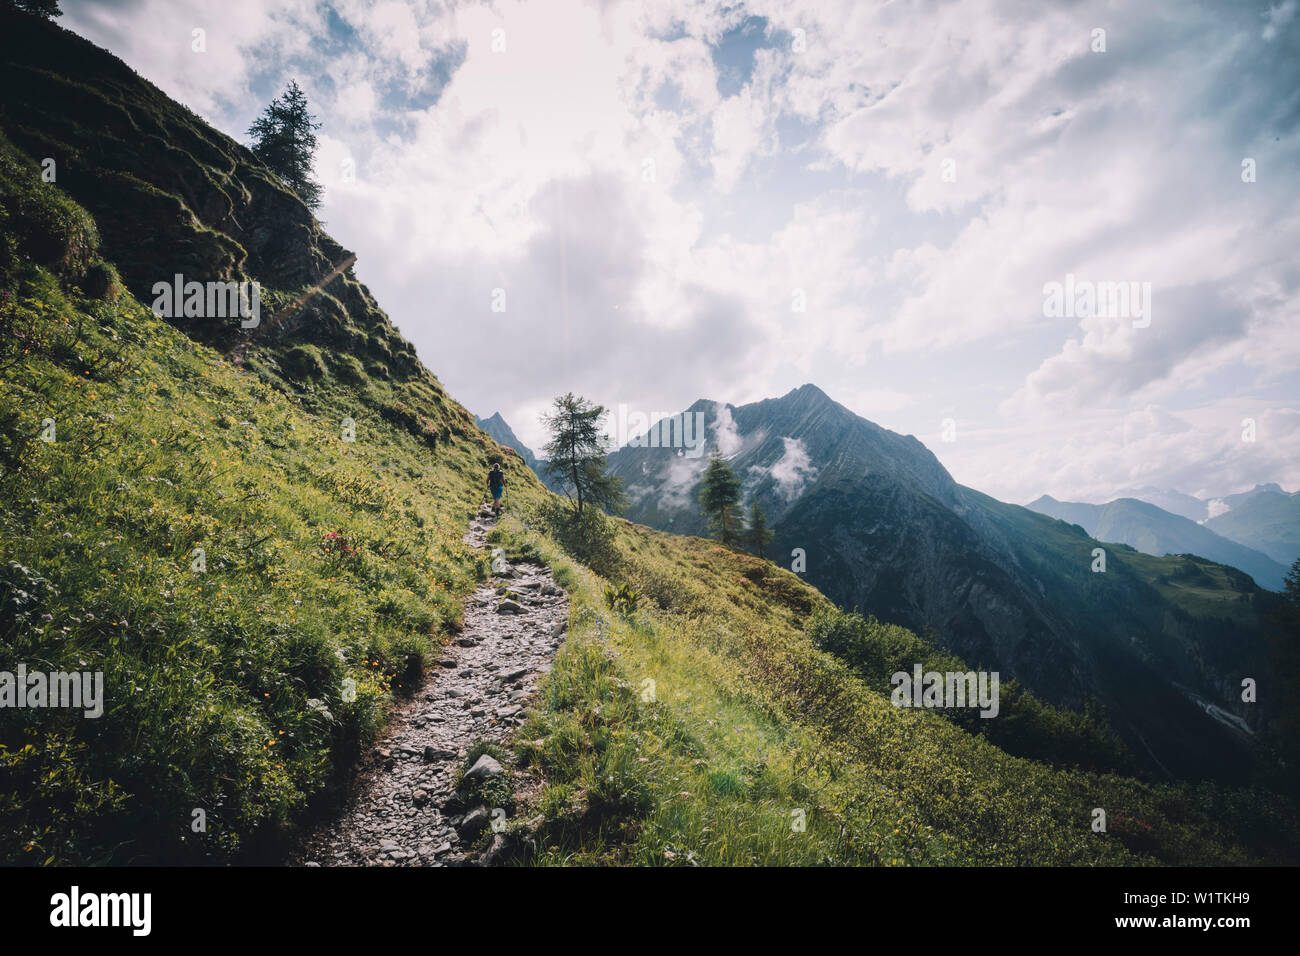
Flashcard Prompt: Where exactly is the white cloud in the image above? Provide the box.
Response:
[64,0,327,117]
[757,436,819,500]
[657,455,708,509]
[58,0,1300,505]
[713,403,743,457]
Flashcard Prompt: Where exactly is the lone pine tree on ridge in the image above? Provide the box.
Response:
[248,79,323,210]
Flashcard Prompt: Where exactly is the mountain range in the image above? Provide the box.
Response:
[1203,487,1300,569]
[1025,495,1289,591]
[1088,483,1298,569]
[496,385,1279,779]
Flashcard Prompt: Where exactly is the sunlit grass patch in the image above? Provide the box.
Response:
[496,514,1294,866]
[0,235,547,862]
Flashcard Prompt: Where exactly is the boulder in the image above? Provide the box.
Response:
[462,753,505,783]
[458,806,490,840]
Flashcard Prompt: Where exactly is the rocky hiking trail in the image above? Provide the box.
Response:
[294,505,567,867]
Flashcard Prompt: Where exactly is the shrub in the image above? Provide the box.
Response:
[603,582,640,617]
[538,499,621,577]
[456,741,515,815]
[319,529,356,557]
[806,606,1132,773]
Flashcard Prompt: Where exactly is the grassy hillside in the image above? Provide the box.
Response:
[0,129,546,863]
[490,514,1299,865]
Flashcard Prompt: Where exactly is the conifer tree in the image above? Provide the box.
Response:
[248,80,322,209]
[699,453,744,547]
[541,393,624,515]
[5,0,62,18]
[747,501,773,559]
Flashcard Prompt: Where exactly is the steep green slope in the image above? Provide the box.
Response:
[0,8,424,387]
[0,7,549,862]
[492,515,1298,865]
[0,132,548,863]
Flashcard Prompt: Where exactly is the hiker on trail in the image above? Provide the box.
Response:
[487,461,505,515]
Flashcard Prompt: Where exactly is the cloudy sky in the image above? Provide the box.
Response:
[61,0,1300,504]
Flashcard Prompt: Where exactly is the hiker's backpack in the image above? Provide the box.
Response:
[489,466,504,490]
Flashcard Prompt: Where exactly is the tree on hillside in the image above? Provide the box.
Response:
[1266,558,1300,793]
[541,393,624,515]
[747,501,773,559]
[700,453,745,547]
[248,80,322,209]
[4,0,61,17]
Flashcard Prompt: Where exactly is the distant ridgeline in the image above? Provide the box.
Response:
[1026,492,1291,592]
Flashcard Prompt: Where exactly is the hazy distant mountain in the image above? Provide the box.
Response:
[1107,482,1291,525]
[1214,482,1288,512]
[1112,486,1210,522]
[1080,483,1298,573]
[476,412,541,471]
[1026,495,1287,591]
[1205,486,1300,569]
[606,385,1272,780]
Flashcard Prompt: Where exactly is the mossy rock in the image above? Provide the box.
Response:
[282,343,327,381]
[332,353,366,384]
[79,260,119,299]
